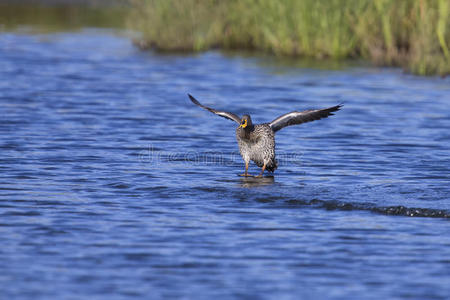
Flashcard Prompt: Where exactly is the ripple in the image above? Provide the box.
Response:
[1,210,42,217]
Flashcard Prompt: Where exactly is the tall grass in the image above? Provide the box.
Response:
[128,0,450,76]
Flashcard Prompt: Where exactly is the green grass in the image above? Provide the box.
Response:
[128,0,450,76]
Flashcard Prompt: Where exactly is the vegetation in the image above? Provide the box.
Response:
[0,2,126,32]
[128,0,450,76]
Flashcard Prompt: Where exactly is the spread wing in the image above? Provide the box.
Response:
[269,104,342,132]
[188,94,241,124]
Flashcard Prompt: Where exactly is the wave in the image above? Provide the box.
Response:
[285,199,450,218]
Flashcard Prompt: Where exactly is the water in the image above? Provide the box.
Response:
[1,30,449,299]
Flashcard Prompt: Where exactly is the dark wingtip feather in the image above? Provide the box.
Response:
[188,94,200,105]
[327,104,343,114]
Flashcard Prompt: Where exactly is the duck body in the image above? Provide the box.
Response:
[236,123,277,172]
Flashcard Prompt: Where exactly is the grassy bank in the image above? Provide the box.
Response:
[128,0,450,76]
[0,1,126,32]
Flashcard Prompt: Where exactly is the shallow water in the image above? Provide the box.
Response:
[1,30,449,299]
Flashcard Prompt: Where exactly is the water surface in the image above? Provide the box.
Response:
[1,30,449,299]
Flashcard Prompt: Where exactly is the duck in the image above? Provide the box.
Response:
[188,94,342,177]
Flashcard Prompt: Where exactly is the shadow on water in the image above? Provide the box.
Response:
[221,49,371,72]
[283,198,450,219]
[219,175,449,218]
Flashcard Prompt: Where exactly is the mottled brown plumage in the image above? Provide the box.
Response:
[188,94,342,177]
[236,115,277,174]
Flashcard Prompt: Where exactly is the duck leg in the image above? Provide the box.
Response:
[239,161,251,177]
[255,162,266,178]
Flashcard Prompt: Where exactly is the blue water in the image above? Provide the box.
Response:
[1,30,449,299]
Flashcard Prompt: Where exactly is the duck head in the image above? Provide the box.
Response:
[239,114,253,130]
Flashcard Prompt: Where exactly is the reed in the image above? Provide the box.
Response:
[128,0,450,76]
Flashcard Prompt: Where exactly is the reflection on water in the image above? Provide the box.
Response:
[222,49,370,71]
[1,30,450,299]
[238,176,275,188]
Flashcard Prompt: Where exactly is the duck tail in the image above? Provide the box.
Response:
[266,160,278,172]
